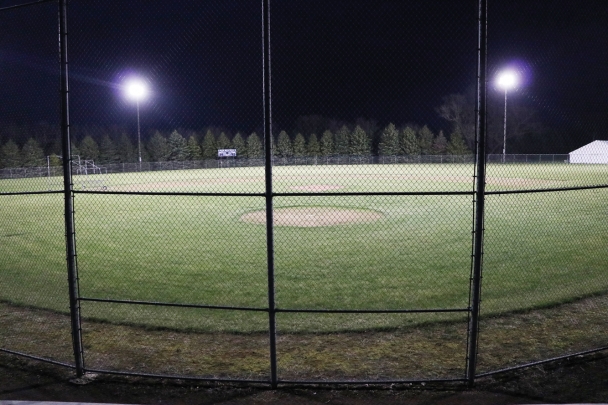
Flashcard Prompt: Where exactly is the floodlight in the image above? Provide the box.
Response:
[496,70,518,90]
[123,77,149,168]
[125,78,148,101]
[496,69,518,162]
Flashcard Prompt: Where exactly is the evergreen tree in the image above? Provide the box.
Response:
[216,132,231,150]
[247,132,263,158]
[446,131,470,155]
[431,130,448,155]
[186,135,202,160]
[99,134,118,164]
[117,133,135,163]
[379,123,399,156]
[400,126,419,155]
[1,140,21,168]
[418,125,434,155]
[307,133,320,156]
[49,154,62,166]
[50,136,62,157]
[167,130,187,161]
[69,142,81,163]
[276,130,292,157]
[293,133,306,157]
[79,135,100,161]
[320,130,334,156]
[231,132,246,157]
[21,138,44,166]
[147,131,169,162]
[201,130,217,159]
[349,125,370,155]
[334,125,350,155]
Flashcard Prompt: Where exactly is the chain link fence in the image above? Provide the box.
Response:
[477,0,608,376]
[1,0,606,386]
[2,154,577,181]
[0,0,76,369]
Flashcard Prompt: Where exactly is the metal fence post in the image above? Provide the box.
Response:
[262,0,278,389]
[466,0,488,387]
[59,0,84,377]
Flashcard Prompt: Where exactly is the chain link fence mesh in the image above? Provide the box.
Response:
[0,1,74,365]
[275,313,469,382]
[478,0,608,374]
[269,0,477,381]
[0,0,606,385]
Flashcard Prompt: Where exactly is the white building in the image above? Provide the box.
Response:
[569,140,608,164]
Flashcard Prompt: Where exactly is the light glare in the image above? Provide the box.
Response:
[125,78,148,101]
[496,70,518,90]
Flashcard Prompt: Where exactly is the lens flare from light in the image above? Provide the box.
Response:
[125,78,148,101]
[496,70,518,90]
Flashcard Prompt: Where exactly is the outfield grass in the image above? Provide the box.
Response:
[1,163,607,332]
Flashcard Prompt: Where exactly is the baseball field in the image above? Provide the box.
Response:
[1,163,607,333]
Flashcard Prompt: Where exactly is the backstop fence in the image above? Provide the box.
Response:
[0,0,606,387]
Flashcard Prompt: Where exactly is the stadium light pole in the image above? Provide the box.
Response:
[496,70,518,163]
[125,78,148,170]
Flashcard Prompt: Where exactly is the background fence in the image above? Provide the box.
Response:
[1,0,607,387]
[1,154,579,180]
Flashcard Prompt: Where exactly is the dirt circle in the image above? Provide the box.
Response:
[241,207,384,227]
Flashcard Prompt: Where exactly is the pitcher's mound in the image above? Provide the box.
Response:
[241,207,383,227]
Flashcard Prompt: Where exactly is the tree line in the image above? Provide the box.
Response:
[0,82,552,169]
[0,123,471,169]
[0,82,553,169]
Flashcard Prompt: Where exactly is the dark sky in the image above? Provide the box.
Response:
[0,0,607,150]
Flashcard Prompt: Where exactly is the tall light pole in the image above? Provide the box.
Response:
[496,70,517,163]
[125,78,148,170]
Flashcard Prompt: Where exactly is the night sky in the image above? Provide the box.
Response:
[0,0,607,152]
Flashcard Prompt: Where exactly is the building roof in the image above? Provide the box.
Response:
[569,140,608,154]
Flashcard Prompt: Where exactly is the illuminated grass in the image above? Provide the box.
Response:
[1,163,607,332]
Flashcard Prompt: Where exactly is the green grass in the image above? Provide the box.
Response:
[1,163,607,332]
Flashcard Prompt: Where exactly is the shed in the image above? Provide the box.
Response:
[569,140,608,164]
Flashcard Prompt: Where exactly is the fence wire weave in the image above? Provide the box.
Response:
[0,0,607,386]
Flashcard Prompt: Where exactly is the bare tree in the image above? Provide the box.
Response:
[486,92,546,153]
[436,89,476,150]
[438,86,545,154]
